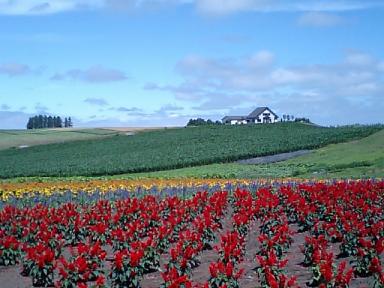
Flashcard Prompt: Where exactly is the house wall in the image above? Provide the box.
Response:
[255,109,278,123]
[230,120,247,125]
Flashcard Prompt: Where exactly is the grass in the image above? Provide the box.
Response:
[0,128,119,150]
[283,128,384,178]
[0,123,382,179]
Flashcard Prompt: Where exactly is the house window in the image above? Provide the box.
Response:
[257,119,261,122]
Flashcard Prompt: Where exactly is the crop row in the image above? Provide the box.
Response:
[0,123,382,178]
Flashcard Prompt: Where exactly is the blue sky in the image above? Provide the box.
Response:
[0,0,383,128]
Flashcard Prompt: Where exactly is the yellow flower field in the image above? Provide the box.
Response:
[0,178,320,201]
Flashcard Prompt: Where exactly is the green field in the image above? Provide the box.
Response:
[0,123,381,179]
[124,129,384,179]
[0,128,119,150]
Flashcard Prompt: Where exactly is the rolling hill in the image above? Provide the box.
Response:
[0,123,381,179]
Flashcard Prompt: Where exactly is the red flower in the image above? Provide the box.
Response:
[114,251,125,270]
[225,262,233,277]
[96,275,105,286]
[129,249,144,267]
[75,256,88,273]
[369,257,382,274]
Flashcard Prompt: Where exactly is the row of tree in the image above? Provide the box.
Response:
[282,114,295,121]
[294,117,312,124]
[186,118,223,126]
[282,115,312,123]
[26,115,73,129]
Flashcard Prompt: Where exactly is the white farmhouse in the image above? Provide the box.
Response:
[222,107,279,125]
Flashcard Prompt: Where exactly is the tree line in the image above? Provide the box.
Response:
[186,118,223,126]
[27,115,73,129]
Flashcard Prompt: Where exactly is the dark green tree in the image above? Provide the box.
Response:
[38,115,43,129]
[47,116,54,128]
[27,118,33,129]
[26,115,74,129]
[187,118,220,126]
[58,116,63,128]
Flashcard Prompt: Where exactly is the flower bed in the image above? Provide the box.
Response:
[0,180,383,287]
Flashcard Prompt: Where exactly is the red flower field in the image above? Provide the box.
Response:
[0,181,383,287]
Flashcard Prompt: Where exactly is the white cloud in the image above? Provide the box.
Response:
[0,63,30,76]
[195,0,383,15]
[248,51,275,68]
[84,98,109,106]
[34,102,49,113]
[297,12,344,27]
[344,51,376,66]
[0,0,104,15]
[0,110,33,129]
[1,104,11,110]
[0,0,382,15]
[378,62,384,72]
[147,50,384,125]
[196,0,256,15]
[51,66,128,83]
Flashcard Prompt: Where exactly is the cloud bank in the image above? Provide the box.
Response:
[147,50,384,125]
[0,0,382,15]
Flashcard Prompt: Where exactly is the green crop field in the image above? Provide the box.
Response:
[122,128,384,180]
[0,123,382,179]
[0,128,119,151]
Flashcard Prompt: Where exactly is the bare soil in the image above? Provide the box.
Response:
[102,127,180,132]
[236,150,312,165]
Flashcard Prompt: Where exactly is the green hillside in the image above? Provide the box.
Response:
[0,123,381,179]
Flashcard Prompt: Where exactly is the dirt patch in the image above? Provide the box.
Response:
[102,127,179,132]
[236,150,312,165]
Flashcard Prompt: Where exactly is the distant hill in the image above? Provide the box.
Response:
[0,127,167,151]
[0,128,118,150]
[0,122,382,179]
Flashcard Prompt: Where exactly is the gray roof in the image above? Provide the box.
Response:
[222,116,246,121]
[248,107,278,118]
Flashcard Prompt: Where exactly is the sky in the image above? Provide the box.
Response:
[0,0,383,128]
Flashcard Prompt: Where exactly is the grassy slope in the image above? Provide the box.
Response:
[118,129,384,179]
[284,128,384,178]
[0,128,119,150]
